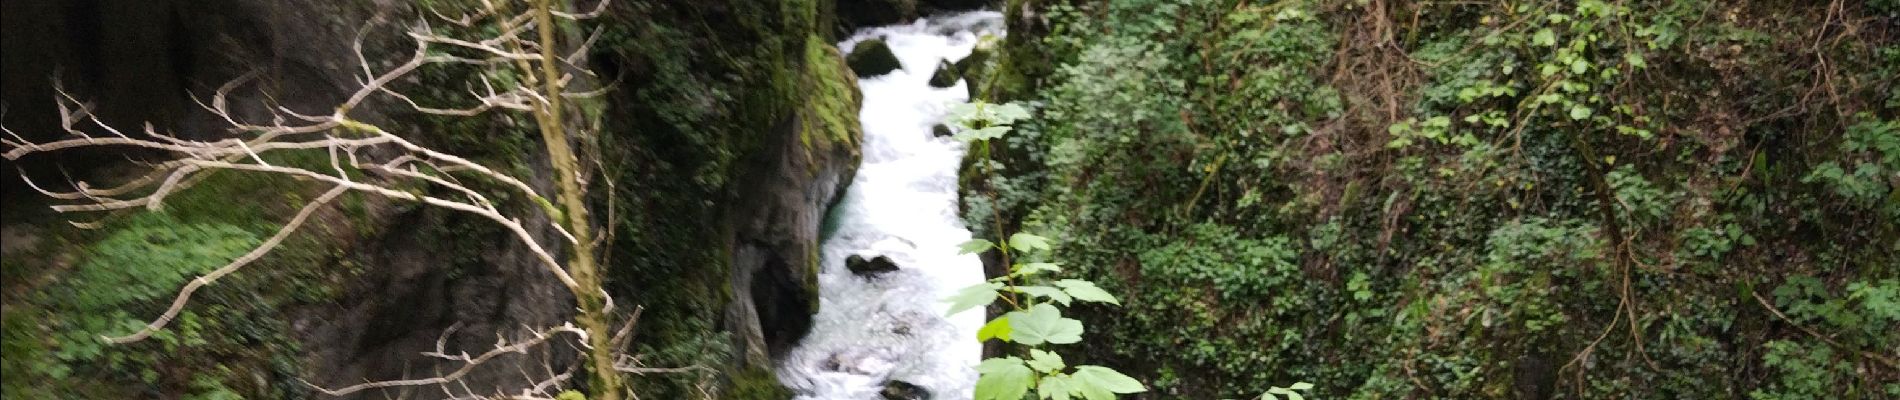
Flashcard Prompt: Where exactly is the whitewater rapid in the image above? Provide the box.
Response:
[776,12,1004,400]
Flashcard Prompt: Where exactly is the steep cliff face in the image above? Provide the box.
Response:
[0,0,870,399]
[591,1,867,396]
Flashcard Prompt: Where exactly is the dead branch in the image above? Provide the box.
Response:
[309,323,589,396]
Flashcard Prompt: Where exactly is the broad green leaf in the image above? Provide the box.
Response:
[974,357,1033,400]
[1027,349,1066,373]
[966,126,1013,141]
[1008,304,1084,345]
[1038,373,1076,400]
[945,282,1003,315]
[1018,262,1063,276]
[1288,382,1314,390]
[991,103,1031,124]
[1015,285,1074,305]
[1071,365,1145,400]
[977,315,1012,342]
[1009,232,1053,253]
[1054,279,1120,305]
[959,239,995,255]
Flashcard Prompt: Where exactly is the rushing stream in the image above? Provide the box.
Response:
[776,12,1005,400]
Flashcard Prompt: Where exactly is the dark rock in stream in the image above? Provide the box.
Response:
[932,124,954,138]
[881,380,932,400]
[848,39,904,78]
[928,60,959,88]
[847,254,902,276]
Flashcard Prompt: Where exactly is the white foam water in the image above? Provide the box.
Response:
[775,11,1005,400]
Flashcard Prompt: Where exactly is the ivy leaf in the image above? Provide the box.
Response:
[1008,304,1084,345]
[1071,365,1146,400]
[1568,105,1593,120]
[959,239,995,255]
[1009,232,1054,253]
[1027,349,1066,373]
[1054,279,1120,305]
[1532,28,1557,46]
[974,357,1034,400]
[1015,285,1074,305]
[945,282,1003,315]
[977,315,1013,342]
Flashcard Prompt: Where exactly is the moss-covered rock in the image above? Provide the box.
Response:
[847,39,904,78]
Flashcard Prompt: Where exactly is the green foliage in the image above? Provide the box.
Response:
[952,101,1149,400]
[981,0,1899,397]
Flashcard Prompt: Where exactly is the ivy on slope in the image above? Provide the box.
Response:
[986,0,1900,398]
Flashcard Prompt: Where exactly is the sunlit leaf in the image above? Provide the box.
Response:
[1015,285,1074,305]
[1009,304,1084,345]
[945,282,1003,315]
[1039,373,1076,400]
[1054,279,1120,305]
[959,239,995,255]
[1018,262,1063,276]
[1009,232,1053,253]
[1071,365,1145,400]
[974,357,1033,400]
[977,315,1012,342]
[1027,349,1066,373]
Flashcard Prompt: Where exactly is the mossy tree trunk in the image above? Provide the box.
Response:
[529,0,618,398]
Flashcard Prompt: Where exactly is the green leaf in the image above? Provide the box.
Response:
[1009,232,1053,253]
[1071,365,1145,400]
[977,315,1013,342]
[1039,373,1076,400]
[959,239,995,255]
[974,357,1034,400]
[1054,279,1120,305]
[954,126,1012,142]
[1568,105,1593,120]
[1027,349,1066,373]
[1008,304,1085,345]
[1018,262,1063,276]
[1532,28,1557,46]
[1015,285,1074,305]
[1289,382,1314,390]
[991,103,1032,124]
[1624,52,1647,69]
[945,282,1003,315]
[1267,387,1305,400]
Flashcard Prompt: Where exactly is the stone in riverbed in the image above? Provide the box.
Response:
[881,380,931,400]
[847,39,904,78]
[928,60,959,88]
[846,254,901,276]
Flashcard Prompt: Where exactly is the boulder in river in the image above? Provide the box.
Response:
[928,60,959,88]
[932,124,954,138]
[846,254,901,276]
[848,39,904,78]
[881,380,931,400]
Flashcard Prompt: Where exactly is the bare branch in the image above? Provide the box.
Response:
[309,323,589,396]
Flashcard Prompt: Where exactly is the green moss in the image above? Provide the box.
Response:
[723,366,795,399]
[800,35,864,165]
